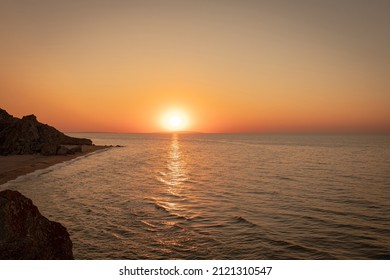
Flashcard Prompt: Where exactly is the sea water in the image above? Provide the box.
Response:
[1,133,390,259]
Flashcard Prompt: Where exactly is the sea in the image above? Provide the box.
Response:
[1,133,390,259]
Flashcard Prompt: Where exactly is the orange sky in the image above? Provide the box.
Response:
[1,1,389,133]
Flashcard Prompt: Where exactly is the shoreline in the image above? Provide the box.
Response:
[0,145,109,185]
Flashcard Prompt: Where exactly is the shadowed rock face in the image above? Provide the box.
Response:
[0,190,74,260]
[0,108,92,155]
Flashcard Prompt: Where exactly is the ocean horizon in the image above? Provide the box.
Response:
[1,133,389,259]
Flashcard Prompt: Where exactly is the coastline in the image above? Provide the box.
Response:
[0,145,109,185]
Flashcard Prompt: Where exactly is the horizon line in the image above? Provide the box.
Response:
[65,131,390,135]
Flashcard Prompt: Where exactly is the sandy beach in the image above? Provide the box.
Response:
[0,145,109,185]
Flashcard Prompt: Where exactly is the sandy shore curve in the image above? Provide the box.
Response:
[0,145,109,185]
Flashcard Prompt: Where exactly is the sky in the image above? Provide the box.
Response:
[0,0,389,133]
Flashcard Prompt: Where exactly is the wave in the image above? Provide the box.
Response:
[233,216,258,227]
[153,202,170,213]
[156,175,189,187]
[140,220,158,228]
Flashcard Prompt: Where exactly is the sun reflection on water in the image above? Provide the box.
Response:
[154,133,189,215]
[166,133,187,194]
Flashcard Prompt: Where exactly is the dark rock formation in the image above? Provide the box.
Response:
[40,143,58,156]
[0,108,14,121]
[0,108,92,155]
[56,145,73,156]
[0,190,74,259]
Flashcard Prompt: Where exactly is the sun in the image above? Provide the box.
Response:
[163,111,188,131]
[168,115,183,129]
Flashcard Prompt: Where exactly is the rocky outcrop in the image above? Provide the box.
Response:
[0,190,74,259]
[0,108,14,121]
[0,108,92,155]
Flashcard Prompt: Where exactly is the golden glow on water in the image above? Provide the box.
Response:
[3,134,390,259]
[166,134,187,207]
[169,134,187,184]
[154,133,190,220]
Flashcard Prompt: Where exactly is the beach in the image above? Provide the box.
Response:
[0,145,109,185]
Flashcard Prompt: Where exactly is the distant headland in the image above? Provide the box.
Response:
[0,108,111,185]
[0,108,93,156]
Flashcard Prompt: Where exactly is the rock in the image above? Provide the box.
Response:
[81,145,89,152]
[56,145,74,155]
[0,108,93,155]
[0,108,14,121]
[68,145,82,153]
[40,143,58,156]
[22,114,37,122]
[0,190,74,259]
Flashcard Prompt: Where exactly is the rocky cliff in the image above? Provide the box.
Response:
[0,108,92,155]
[0,190,74,259]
